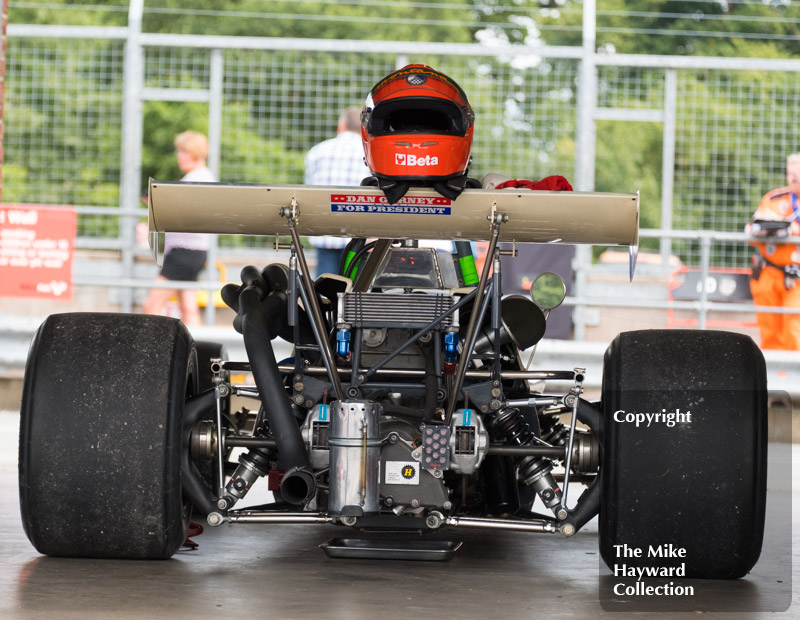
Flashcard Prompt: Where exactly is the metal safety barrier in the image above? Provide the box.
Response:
[1,319,797,397]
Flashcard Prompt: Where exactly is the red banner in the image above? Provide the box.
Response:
[0,205,77,300]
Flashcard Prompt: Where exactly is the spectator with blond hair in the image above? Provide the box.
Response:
[142,130,215,326]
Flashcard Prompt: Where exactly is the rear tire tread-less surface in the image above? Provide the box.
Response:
[19,313,197,559]
[600,329,767,579]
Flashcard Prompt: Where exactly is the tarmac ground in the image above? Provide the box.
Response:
[0,409,797,620]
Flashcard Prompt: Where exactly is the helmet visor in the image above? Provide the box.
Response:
[367,97,472,137]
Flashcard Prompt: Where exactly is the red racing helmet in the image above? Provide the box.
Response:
[361,64,475,203]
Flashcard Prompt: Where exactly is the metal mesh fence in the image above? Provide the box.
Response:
[3,31,800,266]
[445,55,579,181]
[217,51,579,184]
[144,46,210,90]
[219,49,389,186]
[673,68,800,267]
[3,37,124,239]
[215,50,396,249]
[598,65,665,110]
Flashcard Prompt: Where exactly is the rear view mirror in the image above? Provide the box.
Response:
[530,272,566,311]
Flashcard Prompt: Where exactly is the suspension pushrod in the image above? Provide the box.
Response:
[445,211,506,424]
[282,204,344,400]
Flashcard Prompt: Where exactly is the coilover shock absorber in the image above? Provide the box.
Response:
[488,407,564,516]
[539,414,569,446]
[539,412,600,476]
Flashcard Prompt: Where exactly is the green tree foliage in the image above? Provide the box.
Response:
[593,0,800,57]
[3,36,124,237]
[8,2,128,27]
[4,0,800,267]
[142,0,476,42]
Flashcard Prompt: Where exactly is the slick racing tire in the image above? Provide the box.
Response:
[19,313,198,559]
[600,329,767,579]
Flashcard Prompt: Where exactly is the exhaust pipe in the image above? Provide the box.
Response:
[239,281,316,505]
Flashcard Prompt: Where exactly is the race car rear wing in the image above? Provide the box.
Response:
[148,180,640,277]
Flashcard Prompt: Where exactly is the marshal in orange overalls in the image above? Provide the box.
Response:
[748,181,800,350]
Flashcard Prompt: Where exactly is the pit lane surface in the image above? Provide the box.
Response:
[0,410,796,619]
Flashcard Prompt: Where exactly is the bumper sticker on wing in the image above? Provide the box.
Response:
[331,194,451,215]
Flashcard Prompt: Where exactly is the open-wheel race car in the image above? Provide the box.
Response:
[18,64,766,576]
[18,180,766,577]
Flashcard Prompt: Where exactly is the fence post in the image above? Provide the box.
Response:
[1,0,7,202]
[573,0,597,341]
[119,0,145,314]
[698,235,711,330]
[203,48,224,326]
[660,68,677,265]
